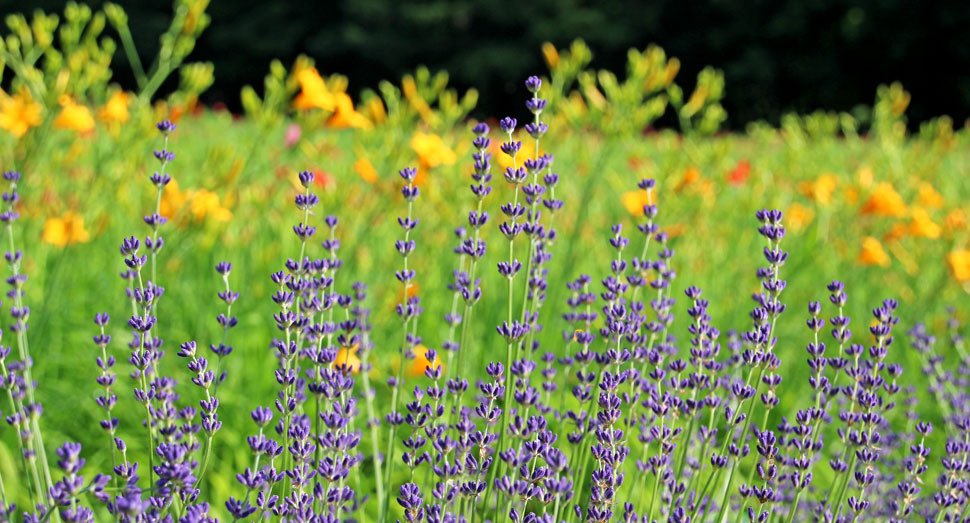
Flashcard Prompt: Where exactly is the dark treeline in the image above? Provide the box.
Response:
[4,0,969,128]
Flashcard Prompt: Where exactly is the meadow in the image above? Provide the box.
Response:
[1,2,970,522]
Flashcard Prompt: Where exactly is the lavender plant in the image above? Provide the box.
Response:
[0,74,969,523]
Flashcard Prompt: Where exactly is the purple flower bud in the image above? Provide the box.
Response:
[500,117,517,134]
[525,76,542,93]
[156,120,177,134]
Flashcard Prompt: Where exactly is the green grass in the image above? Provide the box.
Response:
[1,108,969,519]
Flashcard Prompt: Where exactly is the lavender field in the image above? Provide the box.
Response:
[0,2,969,522]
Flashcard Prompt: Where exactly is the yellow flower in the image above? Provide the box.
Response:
[160,179,189,219]
[492,138,544,172]
[908,206,941,239]
[947,250,970,283]
[410,132,456,168]
[858,236,890,267]
[333,345,362,374]
[328,92,371,130]
[54,95,95,133]
[620,189,656,216]
[860,182,907,218]
[407,345,442,378]
[189,189,232,223]
[799,173,838,205]
[98,90,130,123]
[856,166,874,188]
[354,156,378,184]
[917,181,944,209]
[41,211,91,247]
[786,202,815,232]
[293,67,336,111]
[0,87,43,138]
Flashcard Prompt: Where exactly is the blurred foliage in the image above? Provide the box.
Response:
[8,0,970,127]
[240,38,718,139]
[0,0,213,171]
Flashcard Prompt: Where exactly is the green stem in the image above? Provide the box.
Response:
[381,179,418,521]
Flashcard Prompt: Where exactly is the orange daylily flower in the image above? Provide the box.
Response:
[620,189,656,216]
[411,132,456,168]
[160,179,189,219]
[858,236,890,267]
[860,182,907,218]
[189,189,233,223]
[41,211,91,247]
[786,203,814,232]
[98,90,130,123]
[333,345,362,373]
[493,138,544,172]
[799,173,838,205]
[947,250,970,283]
[54,95,95,133]
[0,87,43,138]
[917,181,944,209]
[293,67,336,111]
[328,92,372,130]
[856,166,874,188]
[354,157,379,184]
[407,345,442,378]
[908,206,941,239]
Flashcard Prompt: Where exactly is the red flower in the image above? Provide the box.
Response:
[727,159,750,186]
[313,168,335,190]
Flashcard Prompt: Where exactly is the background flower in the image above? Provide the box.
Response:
[0,87,43,137]
[41,211,90,247]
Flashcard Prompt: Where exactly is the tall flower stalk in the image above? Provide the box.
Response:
[0,169,53,505]
[381,166,422,522]
[453,122,492,379]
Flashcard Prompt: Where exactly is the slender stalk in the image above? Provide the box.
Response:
[190,267,234,496]
[454,128,490,378]
[380,169,420,522]
[485,127,523,512]
[1,173,54,502]
[359,327,385,514]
